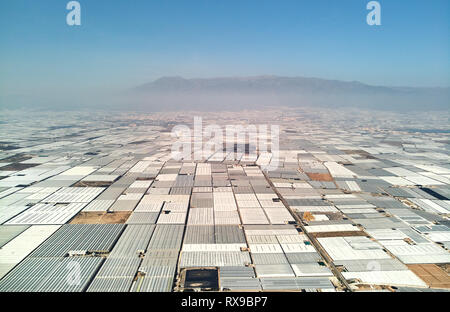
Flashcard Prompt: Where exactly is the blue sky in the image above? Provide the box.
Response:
[0,0,449,100]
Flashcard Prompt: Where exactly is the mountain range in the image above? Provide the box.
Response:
[132,75,449,111]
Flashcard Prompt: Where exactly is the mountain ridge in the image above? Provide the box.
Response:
[128,75,450,111]
[135,75,449,94]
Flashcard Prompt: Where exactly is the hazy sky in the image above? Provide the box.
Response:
[1,0,449,102]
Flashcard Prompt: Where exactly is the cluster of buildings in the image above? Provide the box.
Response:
[0,108,449,292]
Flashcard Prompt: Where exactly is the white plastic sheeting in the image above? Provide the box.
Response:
[0,225,60,278]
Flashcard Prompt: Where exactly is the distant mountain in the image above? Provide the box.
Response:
[1,75,447,112]
[131,76,449,111]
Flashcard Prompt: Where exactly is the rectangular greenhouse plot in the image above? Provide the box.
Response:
[6,203,87,225]
[240,208,269,225]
